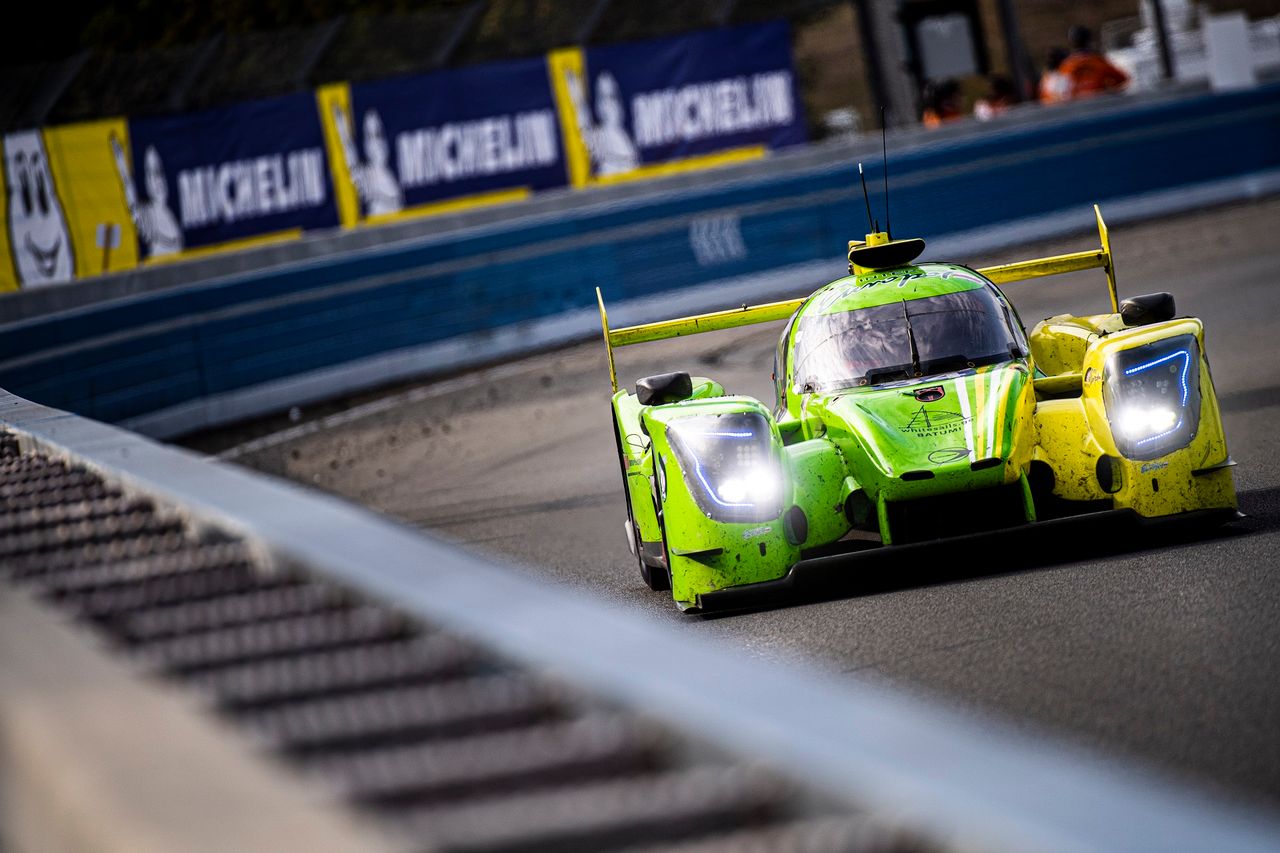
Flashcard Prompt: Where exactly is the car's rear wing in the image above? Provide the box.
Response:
[597,205,1117,392]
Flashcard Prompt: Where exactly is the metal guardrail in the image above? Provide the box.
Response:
[0,402,894,853]
[4,387,1280,852]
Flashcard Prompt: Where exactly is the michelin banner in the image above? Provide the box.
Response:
[1,119,140,291]
[123,93,338,259]
[549,21,806,187]
[0,21,806,291]
[319,57,566,227]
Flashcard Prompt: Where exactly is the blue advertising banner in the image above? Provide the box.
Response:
[121,93,338,258]
[548,21,806,187]
[324,57,565,222]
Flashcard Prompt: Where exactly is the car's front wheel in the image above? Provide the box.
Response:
[613,411,669,592]
[647,505,674,593]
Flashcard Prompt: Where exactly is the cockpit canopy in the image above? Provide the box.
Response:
[790,275,1027,395]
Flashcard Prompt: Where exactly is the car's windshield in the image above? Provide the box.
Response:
[792,286,1025,392]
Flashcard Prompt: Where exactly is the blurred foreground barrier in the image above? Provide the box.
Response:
[4,387,1280,852]
[0,82,1278,437]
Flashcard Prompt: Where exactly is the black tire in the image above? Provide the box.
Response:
[640,551,671,592]
[612,411,669,591]
[652,505,674,593]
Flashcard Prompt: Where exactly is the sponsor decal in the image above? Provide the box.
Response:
[928,447,971,464]
[549,22,805,187]
[1140,461,1169,473]
[391,112,557,190]
[125,93,339,256]
[854,269,985,291]
[330,58,566,223]
[4,130,75,286]
[1,118,140,290]
[742,525,771,540]
[174,149,327,230]
[630,71,796,149]
[689,213,746,266]
[329,104,402,217]
[901,406,972,438]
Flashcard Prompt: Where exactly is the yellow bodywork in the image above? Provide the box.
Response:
[1029,315,1236,517]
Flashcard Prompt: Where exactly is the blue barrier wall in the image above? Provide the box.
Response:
[3,83,1279,429]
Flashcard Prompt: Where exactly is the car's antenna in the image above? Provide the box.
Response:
[857,163,875,233]
[880,107,891,238]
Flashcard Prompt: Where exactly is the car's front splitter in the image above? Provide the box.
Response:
[692,507,1241,614]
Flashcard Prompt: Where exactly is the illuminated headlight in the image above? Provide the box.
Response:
[1103,334,1201,460]
[713,468,783,508]
[665,413,785,523]
[1117,406,1177,439]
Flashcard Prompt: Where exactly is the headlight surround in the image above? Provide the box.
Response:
[664,413,785,523]
[1103,333,1201,460]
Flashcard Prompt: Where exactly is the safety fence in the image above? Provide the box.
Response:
[0,81,1277,438]
[4,386,1280,852]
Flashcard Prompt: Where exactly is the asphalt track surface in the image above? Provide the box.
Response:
[197,197,1280,813]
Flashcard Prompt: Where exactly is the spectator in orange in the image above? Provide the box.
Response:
[1039,48,1071,104]
[974,75,1017,120]
[1059,25,1129,98]
[921,79,963,128]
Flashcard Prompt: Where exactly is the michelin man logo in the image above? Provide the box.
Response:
[110,134,182,258]
[4,131,74,286]
[332,103,402,217]
[565,70,639,178]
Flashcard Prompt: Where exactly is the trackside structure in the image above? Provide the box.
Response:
[3,387,1280,852]
[2,81,1277,439]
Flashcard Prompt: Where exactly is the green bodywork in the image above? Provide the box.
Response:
[611,261,1235,610]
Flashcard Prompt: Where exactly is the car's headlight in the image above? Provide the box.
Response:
[1103,334,1201,460]
[665,413,785,523]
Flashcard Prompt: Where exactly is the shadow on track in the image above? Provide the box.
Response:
[696,485,1280,619]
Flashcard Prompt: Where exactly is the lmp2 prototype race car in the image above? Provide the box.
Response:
[596,207,1238,611]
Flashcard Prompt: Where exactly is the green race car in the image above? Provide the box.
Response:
[597,208,1237,611]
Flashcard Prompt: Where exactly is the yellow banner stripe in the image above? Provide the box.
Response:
[315,83,360,228]
[546,48,591,189]
[143,228,302,265]
[588,146,767,187]
[364,187,530,225]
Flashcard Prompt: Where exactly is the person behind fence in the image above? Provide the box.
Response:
[1039,48,1072,104]
[1059,25,1129,98]
[974,75,1017,121]
[921,79,963,128]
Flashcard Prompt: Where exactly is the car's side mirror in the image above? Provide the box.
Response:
[1120,292,1176,326]
[636,371,693,406]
